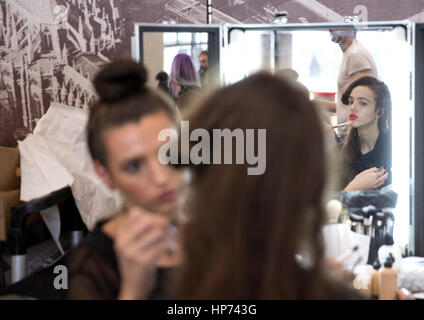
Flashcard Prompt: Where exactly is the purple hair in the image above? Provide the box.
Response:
[169,53,200,97]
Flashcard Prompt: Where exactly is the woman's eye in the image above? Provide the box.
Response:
[348,100,354,105]
[124,160,142,173]
[360,101,368,106]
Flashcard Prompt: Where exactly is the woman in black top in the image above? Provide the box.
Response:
[67,219,177,299]
[65,60,184,300]
[340,76,392,192]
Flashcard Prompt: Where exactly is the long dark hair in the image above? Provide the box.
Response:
[87,60,176,166]
[173,72,341,299]
[341,76,392,185]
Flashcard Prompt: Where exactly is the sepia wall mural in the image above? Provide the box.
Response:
[1,0,424,147]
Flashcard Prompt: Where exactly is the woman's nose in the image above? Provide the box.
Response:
[149,159,169,186]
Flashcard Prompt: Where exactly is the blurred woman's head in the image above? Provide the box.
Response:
[87,60,182,217]
[169,53,200,98]
[174,72,330,299]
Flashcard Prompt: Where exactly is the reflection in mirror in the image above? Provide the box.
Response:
[142,31,208,89]
[225,30,275,84]
[225,26,411,246]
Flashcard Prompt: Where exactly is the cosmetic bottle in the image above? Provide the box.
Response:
[353,265,373,298]
[326,199,342,224]
[379,254,397,300]
[378,234,402,271]
[371,258,381,299]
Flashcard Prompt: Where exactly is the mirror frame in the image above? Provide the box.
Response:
[413,23,424,256]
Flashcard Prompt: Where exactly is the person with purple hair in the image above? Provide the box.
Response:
[169,53,201,110]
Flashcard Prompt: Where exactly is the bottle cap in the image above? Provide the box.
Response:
[384,234,394,246]
[373,258,381,270]
[384,254,395,268]
[326,199,342,222]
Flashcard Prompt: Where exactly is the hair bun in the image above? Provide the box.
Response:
[94,60,147,103]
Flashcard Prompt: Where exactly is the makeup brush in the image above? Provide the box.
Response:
[336,245,359,263]
[333,121,351,129]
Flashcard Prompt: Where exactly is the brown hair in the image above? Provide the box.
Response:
[173,72,339,299]
[341,76,392,185]
[87,60,176,166]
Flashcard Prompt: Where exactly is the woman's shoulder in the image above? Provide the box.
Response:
[177,85,202,110]
[65,221,120,299]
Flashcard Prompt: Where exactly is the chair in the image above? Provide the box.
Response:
[0,146,86,285]
[8,187,85,284]
[0,147,21,288]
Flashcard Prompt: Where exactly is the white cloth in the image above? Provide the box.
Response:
[323,223,370,268]
[336,39,378,137]
[398,257,424,292]
[18,134,74,200]
[40,206,64,255]
[18,103,124,230]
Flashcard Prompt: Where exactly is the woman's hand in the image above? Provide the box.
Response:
[344,167,388,192]
[324,257,355,284]
[115,207,170,300]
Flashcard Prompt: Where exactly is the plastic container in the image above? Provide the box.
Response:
[353,265,373,298]
[378,234,402,271]
[379,255,397,300]
[371,259,381,298]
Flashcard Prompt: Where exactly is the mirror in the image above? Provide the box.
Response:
[134,25,221,97]
[142,31,208,89]
[134,22,413,250]
[225,25,411,247]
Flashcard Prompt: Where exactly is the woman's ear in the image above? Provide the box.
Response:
[376,107,385,119]
[94,160,116,189]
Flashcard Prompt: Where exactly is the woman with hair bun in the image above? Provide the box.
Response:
[65,60,184,300]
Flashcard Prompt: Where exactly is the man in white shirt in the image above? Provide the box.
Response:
[319,29,378,139]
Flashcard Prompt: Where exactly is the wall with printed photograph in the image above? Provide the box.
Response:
[0,0,423,146]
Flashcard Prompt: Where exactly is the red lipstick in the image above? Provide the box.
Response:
[349,114,358,121]
[158,190,176,204]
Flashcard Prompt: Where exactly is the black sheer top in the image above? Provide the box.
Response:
[66,221,175,300]
[341,132,392,189]
[357,132,392,185]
